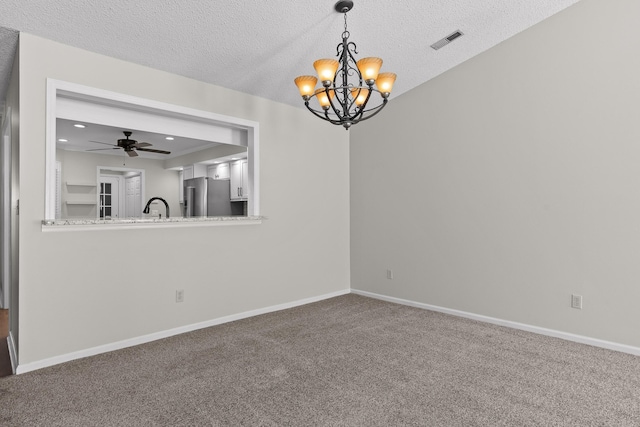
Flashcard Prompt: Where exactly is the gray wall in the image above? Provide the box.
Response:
[17,33,350,365]
[350,0,640,348]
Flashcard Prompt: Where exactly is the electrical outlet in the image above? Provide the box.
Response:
[571,294,582,309]
[386,269,393,280]
[176,290,184,303]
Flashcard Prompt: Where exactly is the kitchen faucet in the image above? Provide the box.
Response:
[143,197,170,218]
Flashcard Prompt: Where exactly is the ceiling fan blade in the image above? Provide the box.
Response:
[127,150,139,157]
[133,142,152,148]
[86,147,121,151]
[136,147,171,155]
[89,140,117,146]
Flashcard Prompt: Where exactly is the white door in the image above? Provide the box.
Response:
[125,175,142,218]
[99,176,121,219]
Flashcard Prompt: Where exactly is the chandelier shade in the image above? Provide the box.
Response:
[294,75,319,98]
[376,72,397,93]
[313,59,340,84]
[356,57,383,82]
[350,87,369,106]
[315,88,335,108]
[294,1,396,130]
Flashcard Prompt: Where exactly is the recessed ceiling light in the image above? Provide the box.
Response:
[58,138,68,142]
[165,136,174,141]
[73,124,86,128]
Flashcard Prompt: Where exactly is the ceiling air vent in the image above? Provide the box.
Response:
[430,30,464,50]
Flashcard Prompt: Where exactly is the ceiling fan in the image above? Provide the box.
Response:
[87,131,171,157]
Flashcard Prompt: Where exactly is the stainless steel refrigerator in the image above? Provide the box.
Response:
[183,177,232,217]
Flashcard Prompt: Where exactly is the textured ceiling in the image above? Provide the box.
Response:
[0,0,580,111]
[0,26,18,107]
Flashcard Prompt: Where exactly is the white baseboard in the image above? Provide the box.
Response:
[351,289,640,357]
[7,331,17,374]
[16,289,350,374]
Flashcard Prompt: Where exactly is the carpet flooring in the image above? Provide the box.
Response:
[1,294,639,426]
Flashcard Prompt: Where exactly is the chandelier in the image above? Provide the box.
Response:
[294,1,397,130]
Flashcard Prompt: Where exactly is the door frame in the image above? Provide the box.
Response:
[97,166,145,219]
[1,108,11,309]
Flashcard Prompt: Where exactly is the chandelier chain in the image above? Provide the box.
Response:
[342,12,350,40]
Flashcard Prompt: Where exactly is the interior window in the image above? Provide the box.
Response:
[45,79,260,221]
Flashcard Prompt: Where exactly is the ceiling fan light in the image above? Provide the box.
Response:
[356,57,383,84]
[313,59,340,86]
[315,88,335,110]
[294,75,318,98]
[375,72,397,95]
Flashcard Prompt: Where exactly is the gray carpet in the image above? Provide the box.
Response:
[1,294,639,426]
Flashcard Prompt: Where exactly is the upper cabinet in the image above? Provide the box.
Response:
[230,159,249,201]
[182,166,194,181]
[209,163,230,180]
[183,164,207,180]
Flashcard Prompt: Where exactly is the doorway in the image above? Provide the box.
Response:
[99,176,121,219]
[98,167,145,219]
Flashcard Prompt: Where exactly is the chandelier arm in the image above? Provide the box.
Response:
[326,87,347,119]
[304,101,346,126]
[304,102,332,122]
[351,98,388,123]
[347,85,374,120]
[306,91,349,124]
[331,84,363,120]
[340,96,388,126]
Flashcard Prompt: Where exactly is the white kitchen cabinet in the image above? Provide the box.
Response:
[230,159,249,201]
[193,164,207,178]
[182,164,206,181]
[208,163,230,180]
[182,166,194,180]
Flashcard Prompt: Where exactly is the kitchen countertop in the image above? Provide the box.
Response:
[42,216,265,231]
